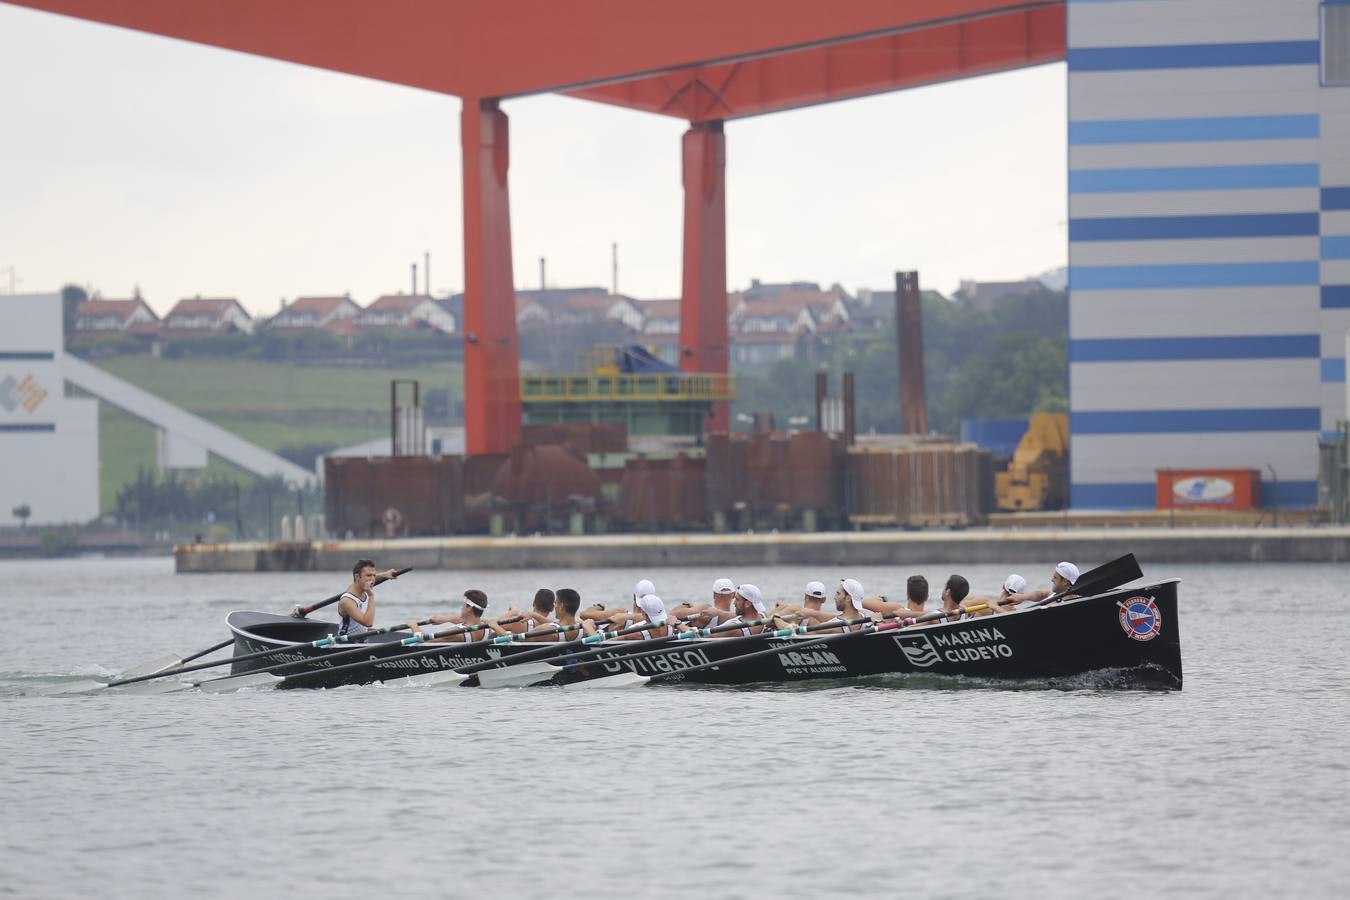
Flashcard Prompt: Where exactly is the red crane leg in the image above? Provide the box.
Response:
[678,121,730,434]
[461,98,522,455]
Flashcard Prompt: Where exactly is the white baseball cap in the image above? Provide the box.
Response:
[840,578,865,613]
[1003,574,1027,594]
[636,593,666,623]
[1054,562,1080,585]
[712,578,736,595]
[635,578,656,597]
[805,581,827,599]
[736,584,766,617]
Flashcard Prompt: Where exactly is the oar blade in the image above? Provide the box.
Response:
[562,671,651,690]
[476,663,557,689]
[116,655,185,680]
[40,679,107,697]
[198,672,283,693]
[117,678,196,695]
[1077,553,1143,597]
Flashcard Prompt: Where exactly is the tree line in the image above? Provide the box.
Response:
[731,287,1067,437]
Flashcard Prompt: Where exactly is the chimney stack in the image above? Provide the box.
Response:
[896,270,928,435]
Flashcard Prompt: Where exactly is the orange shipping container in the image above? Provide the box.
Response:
[1155,469,1260,510]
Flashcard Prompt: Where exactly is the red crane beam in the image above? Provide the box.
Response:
[5,0,1066,454]
[567,5,1063,121]
[5,1,1064,100]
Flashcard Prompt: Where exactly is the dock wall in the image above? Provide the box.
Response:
[176,527,1350,572]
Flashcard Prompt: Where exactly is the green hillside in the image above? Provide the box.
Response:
[90,357,462,513]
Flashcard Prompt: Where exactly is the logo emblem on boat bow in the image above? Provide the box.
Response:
[1118,596,1162,642]
[891,633,940,668]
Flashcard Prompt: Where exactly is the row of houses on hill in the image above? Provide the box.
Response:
[73,293,455,340]
[73,278,1041,364]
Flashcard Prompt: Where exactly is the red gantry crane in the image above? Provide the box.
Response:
[6,0,1065,454]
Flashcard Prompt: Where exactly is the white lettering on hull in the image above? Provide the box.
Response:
[775,648,847,675]
[599,649,713,675]
[892,626,1014,668]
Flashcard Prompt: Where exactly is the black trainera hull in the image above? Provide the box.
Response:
[545,579,1183,690]
[225,611,568,686]
[236,579,1181,691]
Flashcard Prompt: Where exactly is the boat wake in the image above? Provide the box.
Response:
[662,665,1180,693]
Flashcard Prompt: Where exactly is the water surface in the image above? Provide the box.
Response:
[2,557,1346,898]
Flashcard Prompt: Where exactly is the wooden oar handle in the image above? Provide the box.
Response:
[291,567,413,618]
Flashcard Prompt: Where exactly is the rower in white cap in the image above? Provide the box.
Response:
[960,573,1027,617]
[581,578,657,628]
[612,593,670,641]
[811,578,872,634]
[669,577,738,630]
[705,584,768,638]
[770,581,835,626]
[1002,562,1080,608]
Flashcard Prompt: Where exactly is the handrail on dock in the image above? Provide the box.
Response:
[521,372,735,403]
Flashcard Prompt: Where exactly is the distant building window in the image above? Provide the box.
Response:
[1326,2,1350,85]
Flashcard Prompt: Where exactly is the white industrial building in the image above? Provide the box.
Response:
[1067,0,1350,508]
[1,293,311,527]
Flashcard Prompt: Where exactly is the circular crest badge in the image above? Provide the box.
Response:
[1118,596,1162,642]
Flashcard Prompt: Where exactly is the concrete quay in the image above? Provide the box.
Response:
[175,526,1350,572]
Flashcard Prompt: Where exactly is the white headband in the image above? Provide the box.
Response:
[462,595,485,612]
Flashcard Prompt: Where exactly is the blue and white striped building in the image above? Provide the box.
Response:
[1067,0,1350,508]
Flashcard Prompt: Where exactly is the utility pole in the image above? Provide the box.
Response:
[0,265,19,295]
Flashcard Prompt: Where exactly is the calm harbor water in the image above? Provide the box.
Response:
[2,556,1347,899]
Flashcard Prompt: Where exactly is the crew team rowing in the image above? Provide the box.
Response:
[327,559,1084,642]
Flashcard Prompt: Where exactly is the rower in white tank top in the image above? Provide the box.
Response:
[338,590,371,637]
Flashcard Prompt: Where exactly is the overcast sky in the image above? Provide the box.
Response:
[0,4,1068,317]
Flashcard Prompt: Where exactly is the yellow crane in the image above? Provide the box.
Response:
[995,412,1069,511]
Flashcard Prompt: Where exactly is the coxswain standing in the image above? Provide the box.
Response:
[668,577,738,629]
[336,558,399,638]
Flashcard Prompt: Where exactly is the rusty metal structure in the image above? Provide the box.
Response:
[847,443,991,528]
[9,0,1067,452]
[896,271,928,435]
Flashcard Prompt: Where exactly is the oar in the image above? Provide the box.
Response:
[206,615,591,696]
[290,566,413,617]
[265,618,679,693]
[115,637,234,681]
[475,618,774,688]
[1029,553,1142,608]
[477,604,994,690]
[564,604,991,690]
[55,610,499,696]
[111,566,414,681]
[176,615,537,694]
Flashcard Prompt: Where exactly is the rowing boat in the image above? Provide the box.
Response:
[545,579,1182,689]
[224,610,546,685]
[224,578,1182,690]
